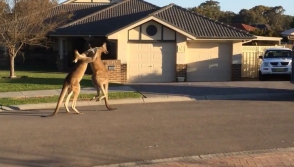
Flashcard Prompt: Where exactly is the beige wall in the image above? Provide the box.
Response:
[109,17,244,67]
[176,32,187,64]
[232,41,243,64]
[128,21,176,41]
[163,27,176,40]
[141,21,161,40]
[115,29,128,64]
[186,40,243,64]
[111,21,179,64]
[128,26,140,40]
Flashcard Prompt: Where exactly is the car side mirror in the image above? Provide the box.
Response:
[259,56,263,59]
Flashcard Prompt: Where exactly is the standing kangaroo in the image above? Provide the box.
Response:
[46,46,108,117]
[74,42,117,111]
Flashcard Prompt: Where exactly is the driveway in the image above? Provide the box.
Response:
[127,81,294,98]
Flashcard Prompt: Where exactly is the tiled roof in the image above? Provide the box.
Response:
[281,28,294,36]
[48,0,255,39]
[49,3,110,26]
[151,4,254,39]
[49,0,159,36]
[229,23,257,32]
[250,24,271,31]
[61,0,76,4]
[61,0,110,4]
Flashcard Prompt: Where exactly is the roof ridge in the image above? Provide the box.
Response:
[56,2,108,7]
[60,0,76,4]
[138,0,160,9]
[59,0,160,29]
[149,3,175,16]
[59,0,131,28]
[149,4,200,38]
[155,4,253,36]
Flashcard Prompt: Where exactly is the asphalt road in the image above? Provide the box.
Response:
[127,81,294,98]
[0,99,294,167]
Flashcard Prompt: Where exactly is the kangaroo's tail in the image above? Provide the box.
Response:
[52,82,70,115]
[104,97,116,111]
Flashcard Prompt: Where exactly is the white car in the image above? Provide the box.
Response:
[258,48,292,81]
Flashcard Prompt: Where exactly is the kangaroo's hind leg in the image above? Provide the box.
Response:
[71,84,83,115]
[90,76,102,101]
[64,88,74,113]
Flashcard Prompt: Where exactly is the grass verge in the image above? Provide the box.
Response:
[0,92,142,106]
[0,70,122,92]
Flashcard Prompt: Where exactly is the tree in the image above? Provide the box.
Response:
[281,15,292,30]
[290,17,294,28]
[189,0,222,20]
[0,0,72,78]
[234,6,269,25]
[263,6,285,31]
[250,29,280,37]
[218,11,236,24]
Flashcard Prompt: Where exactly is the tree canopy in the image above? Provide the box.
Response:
[0,0,72,78]
[188,0,294,36]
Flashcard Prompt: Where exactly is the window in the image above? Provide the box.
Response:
[146,25,157,36]
[264,50,291,58]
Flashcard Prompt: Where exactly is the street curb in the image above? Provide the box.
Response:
[92,147,294,167]
[1,93,293,111]
[0,98,145,111]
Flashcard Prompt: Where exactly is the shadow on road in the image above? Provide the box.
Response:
[0,145,142,167]
[0,109,110,117]
[127,81,294,102]
[0,156,63,167]
[0,110,74,117]
[0,110,45,117]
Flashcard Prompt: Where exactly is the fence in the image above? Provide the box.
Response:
[242,45,286,78]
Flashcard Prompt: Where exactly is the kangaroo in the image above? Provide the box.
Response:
[46,46,108,117]
[74,42,117,111]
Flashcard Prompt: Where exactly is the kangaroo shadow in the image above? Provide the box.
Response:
[0,109,52,117]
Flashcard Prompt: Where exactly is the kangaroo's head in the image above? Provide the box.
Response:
[101,42,109,54]
[94,42,109,58]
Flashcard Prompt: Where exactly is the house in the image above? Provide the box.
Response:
[250,23,271,31]
[280,28,294,50]
[229,23,281,46]
[229,23,257,32]
[242,36,282,46]
[281,28,294,44]
[47,0,255,83]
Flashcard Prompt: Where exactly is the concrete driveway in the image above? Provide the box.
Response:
[127,81,294,98]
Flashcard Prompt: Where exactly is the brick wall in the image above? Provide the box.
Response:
[231,64,242,81]
[176,64,187,82]
[102,60,122,83]
[58,58,125,84]
[121,64,127,83]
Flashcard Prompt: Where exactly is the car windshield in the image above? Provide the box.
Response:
[264,50,291,58]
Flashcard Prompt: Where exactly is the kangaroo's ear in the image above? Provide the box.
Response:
[74,49,79,54]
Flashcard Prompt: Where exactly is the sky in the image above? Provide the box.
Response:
[59,0,294,16]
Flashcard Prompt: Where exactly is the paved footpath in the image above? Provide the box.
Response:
[139,150,294,167]
[100,148,294,167]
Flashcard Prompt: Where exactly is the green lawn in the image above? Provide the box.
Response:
[0,70,122,92]
[0,69,141,106]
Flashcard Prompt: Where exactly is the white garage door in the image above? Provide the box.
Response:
[187,42,232,82]
[128,43,176,83]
